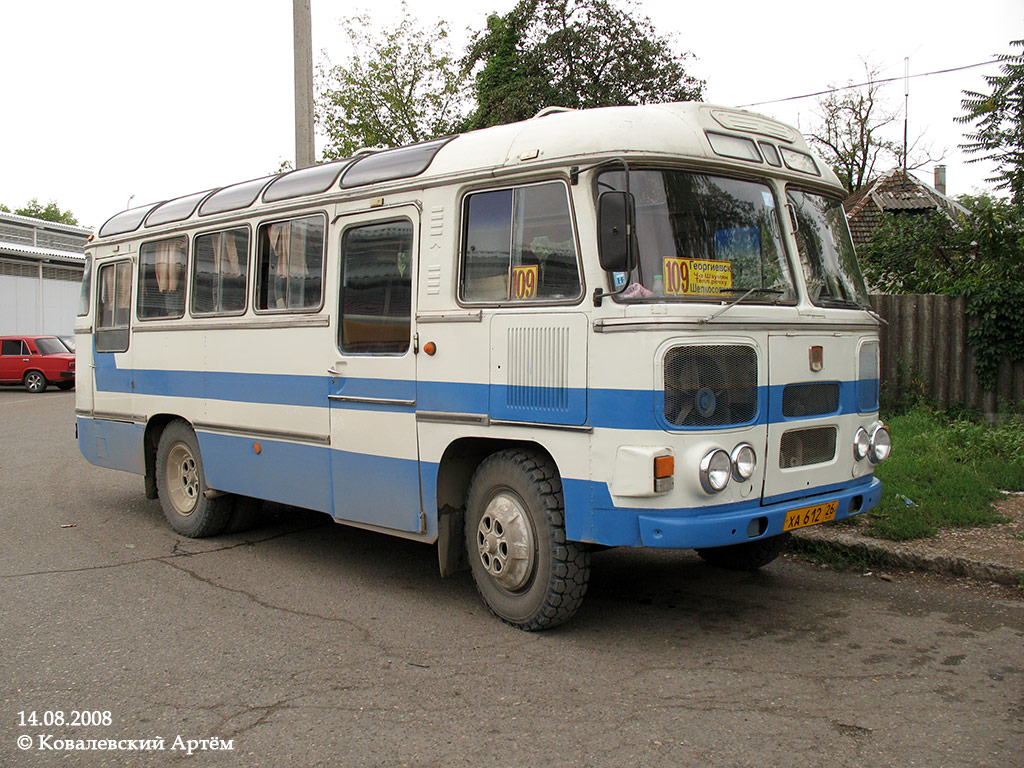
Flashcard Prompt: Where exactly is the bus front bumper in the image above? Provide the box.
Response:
[634,477,882,550]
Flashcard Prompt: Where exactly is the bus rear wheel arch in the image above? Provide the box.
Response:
[464,447,590,630]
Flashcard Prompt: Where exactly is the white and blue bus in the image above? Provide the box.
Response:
[76,102,890,629]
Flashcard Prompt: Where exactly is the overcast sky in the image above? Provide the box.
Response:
[1,0,1019,229]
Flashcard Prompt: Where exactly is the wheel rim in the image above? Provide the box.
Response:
[165,442,200,516]
[26,372,43,392]
[476,491,535,591]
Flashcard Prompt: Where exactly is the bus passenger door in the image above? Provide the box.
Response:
[328,210,422,533]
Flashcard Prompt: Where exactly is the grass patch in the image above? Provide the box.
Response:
[863,408,1024,541]
[789,539,892,570]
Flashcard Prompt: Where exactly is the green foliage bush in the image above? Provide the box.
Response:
[863,407,1024,540]
[860,193,1024,389]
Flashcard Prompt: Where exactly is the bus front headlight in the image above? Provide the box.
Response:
[853,427,870,461]
[730,443,756,481]
[699,449,732,493]
[869,424,892,464]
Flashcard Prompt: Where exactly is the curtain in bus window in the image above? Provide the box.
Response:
[115,262,132,326]
[259,216,323,310]
[139,236,187,318]
[193,228,248,314]
[99,265,116,328]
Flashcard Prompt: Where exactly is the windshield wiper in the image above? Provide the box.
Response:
[815,296,888,324]
[699,287,784,324]
[816,296,861,308]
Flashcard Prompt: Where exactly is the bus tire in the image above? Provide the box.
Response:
[24,371,47,393]
[696,532,791,571]
[464,448,590,630]
[155,420,232,538]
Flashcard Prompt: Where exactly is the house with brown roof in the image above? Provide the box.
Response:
[844,168,969,249]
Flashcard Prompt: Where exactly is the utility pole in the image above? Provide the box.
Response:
[293,0,315,169]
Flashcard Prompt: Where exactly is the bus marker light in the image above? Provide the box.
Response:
[253,442,262,454]
[654,455,674,493]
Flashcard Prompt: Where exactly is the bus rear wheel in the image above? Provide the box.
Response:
[155,421,232,538]
[464,448,590,630]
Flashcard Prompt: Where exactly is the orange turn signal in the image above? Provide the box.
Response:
[654,455,674,479]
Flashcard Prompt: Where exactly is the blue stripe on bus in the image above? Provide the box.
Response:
[93,354,877,428]
[78,413,878,548]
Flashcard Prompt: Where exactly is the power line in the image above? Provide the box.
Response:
[738,59,1000,108]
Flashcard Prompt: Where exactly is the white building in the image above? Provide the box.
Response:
[1,211,90,335]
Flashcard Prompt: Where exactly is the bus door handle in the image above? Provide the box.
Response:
[327,362,347,376]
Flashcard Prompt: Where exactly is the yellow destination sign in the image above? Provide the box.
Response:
[663,257,733,296]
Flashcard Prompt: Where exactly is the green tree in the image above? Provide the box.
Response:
[808,64,939,193]
[464,0,704,129]
[316,3,468,159]
[3,198,79,225]
[958,39,1024,208]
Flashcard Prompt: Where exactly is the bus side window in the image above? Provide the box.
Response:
[138,236,187,319]
[192,227,249,316]
[96,260,132,353]
[256,215,325,311]
[461,182,580,303]
[339,219,413,355]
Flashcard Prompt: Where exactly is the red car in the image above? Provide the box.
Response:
[0,335,76,393]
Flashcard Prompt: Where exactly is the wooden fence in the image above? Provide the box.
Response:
[870,293,1024,414]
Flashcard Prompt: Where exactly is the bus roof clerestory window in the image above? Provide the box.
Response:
[340,137,455,188]
[99,204,162,237]
[780,147,820,175]
[200,176,275,216]
[263,161,354,203]
[146,190,213,227]
[707,132,762,163]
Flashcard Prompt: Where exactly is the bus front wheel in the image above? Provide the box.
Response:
[464,448,590,630]
[155,421,232,538]
[696,532,791,571]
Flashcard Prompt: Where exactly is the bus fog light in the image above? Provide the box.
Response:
[853,427,870,461]
[699,449,731,493]
[730,443,756,481]
[869,425,891,464]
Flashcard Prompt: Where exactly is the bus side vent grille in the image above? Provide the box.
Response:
[664,345,758,427]
[506,326,570,412]
[782,382,840,417]
[779,426,837,468]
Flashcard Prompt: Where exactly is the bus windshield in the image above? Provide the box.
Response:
[787,189,871,307]
[598,169,796,303]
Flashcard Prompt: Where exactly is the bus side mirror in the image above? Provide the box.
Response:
[598,191,637,273]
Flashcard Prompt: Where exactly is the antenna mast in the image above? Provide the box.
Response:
[903,57,909,176]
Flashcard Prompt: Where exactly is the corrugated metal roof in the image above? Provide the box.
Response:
[0,240,86,263]
[0,210,93,235]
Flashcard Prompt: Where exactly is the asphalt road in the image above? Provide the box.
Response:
[2,389,1022,767]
